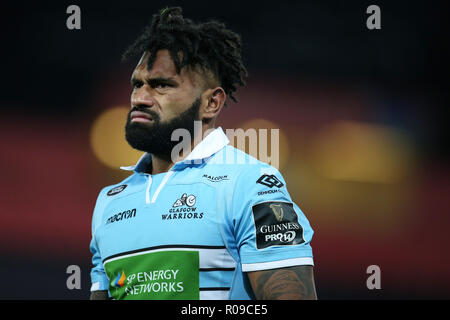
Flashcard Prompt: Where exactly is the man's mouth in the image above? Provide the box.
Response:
[130,110,154,123]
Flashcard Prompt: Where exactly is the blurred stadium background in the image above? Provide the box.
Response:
[0,0,448,299]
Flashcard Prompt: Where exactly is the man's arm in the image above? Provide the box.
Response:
[247,265,317,300]
[90,290,109,300]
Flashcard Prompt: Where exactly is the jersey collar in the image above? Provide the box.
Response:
[120,126,230,173]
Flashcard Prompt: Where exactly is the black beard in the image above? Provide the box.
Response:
[125,98,201,159]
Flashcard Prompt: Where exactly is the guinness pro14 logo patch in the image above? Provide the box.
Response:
[252,201,304,249]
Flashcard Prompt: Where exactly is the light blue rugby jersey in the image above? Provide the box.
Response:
[90,127,314,300]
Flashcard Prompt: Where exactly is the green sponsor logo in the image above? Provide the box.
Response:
[104,250,199,300]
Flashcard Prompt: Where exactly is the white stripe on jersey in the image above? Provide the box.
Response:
[241,257,314,272]
[103,246,237,270]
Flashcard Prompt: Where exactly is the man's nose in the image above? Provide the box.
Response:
[131,88,156,109]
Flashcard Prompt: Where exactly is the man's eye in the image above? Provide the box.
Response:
[132,81,143,89]
[154,83,171,89]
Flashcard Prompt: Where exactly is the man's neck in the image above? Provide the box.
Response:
[147,155,173,175]
[146,124,215,175]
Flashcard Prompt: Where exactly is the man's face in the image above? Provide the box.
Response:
[125,49,204,157]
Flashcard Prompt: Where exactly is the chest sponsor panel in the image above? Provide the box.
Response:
[102,245,237,300]
[104,250,200,300]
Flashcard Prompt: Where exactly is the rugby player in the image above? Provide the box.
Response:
[90,7,317,300]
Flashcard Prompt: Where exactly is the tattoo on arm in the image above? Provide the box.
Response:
[248,265,317,300]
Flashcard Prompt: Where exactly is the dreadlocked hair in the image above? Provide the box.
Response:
[122,7,248,104]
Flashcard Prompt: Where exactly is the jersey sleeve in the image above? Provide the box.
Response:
[89,189,110,292]
[230,164,314,272]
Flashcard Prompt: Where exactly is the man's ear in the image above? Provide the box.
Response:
[200,87,226,122]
